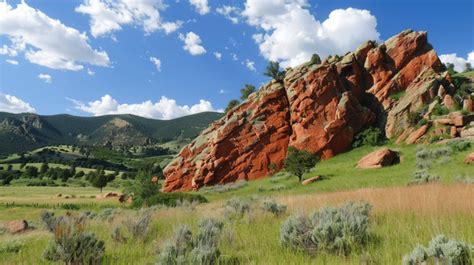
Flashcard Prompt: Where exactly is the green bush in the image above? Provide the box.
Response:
[60,203,81,210]
[112,213,151,243]
[43,214,105,265]
[280,202,372,256]
[352,127,385,148]
[403,235,472,265]
[431,105,450,116]
[157,218,224,265]
[132,192,208,208]
[447,139,471,152]
[261,201,287,217]
[224,198,251,219]
[0,240,24,254]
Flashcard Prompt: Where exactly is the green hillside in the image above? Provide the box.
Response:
[0,112,223,154]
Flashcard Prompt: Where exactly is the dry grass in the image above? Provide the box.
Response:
[278,183,474,216]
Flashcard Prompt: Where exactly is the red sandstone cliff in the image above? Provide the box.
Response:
[163,30,452,192]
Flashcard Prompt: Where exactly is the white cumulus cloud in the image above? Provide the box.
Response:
[76,0,180,37]
[213,52,222,60]
[150,56,162,71]
[439,51,474,72]
[0,1,110,71]
[242,0,380,67]
[0,93,35,113]
[6,59,18,65]
[245,59,256,71]
[189,0,210,15]
[38,74,52,83]
[70,94,222,120]
[216,5,240,24]
[179,32,206,55]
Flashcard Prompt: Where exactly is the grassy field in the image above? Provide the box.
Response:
[0,142,473,264]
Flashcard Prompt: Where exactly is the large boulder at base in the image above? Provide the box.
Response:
[357,148,400,169]
[465,153,474,164]
[6,220,28,234]
[163,30,452,191]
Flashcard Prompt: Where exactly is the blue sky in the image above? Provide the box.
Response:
[0,0,473,119]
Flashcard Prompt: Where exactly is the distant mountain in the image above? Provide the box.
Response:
[0,112,223,154]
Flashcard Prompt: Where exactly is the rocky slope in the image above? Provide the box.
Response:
[163,30,455,192]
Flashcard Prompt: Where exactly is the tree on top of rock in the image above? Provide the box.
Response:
[240,84,256,101]
[264,61,285,83]
[225,99,240,113]
[284,147,318,182]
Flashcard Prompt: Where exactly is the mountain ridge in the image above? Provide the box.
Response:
[0,111,223,154]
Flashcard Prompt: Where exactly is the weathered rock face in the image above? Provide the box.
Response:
[357,148,400,169]
[163,30,451,191]
[163,82,292,192]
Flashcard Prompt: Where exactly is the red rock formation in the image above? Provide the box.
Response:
[163,82,292,192]
[163,30,452,191]
[356,148,399,169]
[463,99,473,112]
[406,124,430,144]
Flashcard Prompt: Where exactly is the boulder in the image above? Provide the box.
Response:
[357,148,400,169]
[463,99,473,112]
[302,176,322,185]
[395,127,413,144]
[450,126,457,138]
[6,220,28,234]
[465,153,474,164]
[452,114,474,127]
[443,95,455,110]
[461,127,474,138]
[406,125,429,144]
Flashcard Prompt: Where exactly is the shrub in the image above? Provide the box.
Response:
[225,99,240,113]
[403,235,472,265]
[60,203,81,210]
[352,127,385,148]
[447,139,471,152]
[132,192,208,208]
[41,211,57,232]
[191,218,224,264]
[0,240,24,254]
[43,214,105,265]
[224,198,251,218]
[280,214,314,252]
[309,54,321,65]
[261,201,287,217]
[97,208,116,222]
[281,202,372,256]
[157,219,224,265]
[432,105,450,116]
[411,170,440,185]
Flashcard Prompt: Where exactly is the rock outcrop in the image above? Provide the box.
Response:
[163,30,452,191]
[357,148,400,169]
